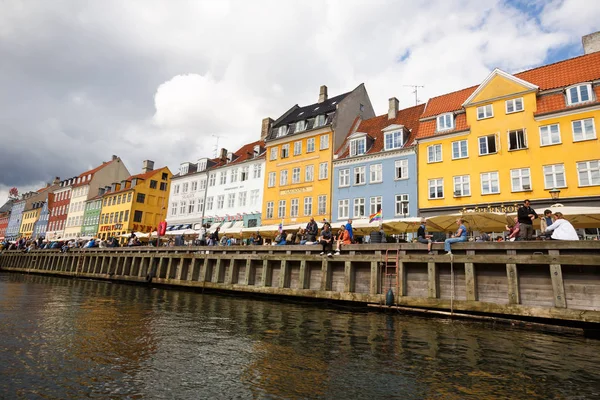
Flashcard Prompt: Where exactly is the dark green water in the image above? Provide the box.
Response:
[0,273,599,399]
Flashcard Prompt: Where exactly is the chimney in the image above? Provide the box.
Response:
[583,31,600,54]
[388,97,399,120]
[53,177,60,185]
[142,160,154,173]
[318,85,328,103]
[112,155,118,161]
[261,117,273,140]
[220,148,227,161]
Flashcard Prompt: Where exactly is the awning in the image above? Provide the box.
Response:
[221,221,245,235]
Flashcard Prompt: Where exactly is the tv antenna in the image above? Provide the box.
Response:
[212,134,222,158]
[403,85,424,105]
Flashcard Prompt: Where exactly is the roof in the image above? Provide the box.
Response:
[273,92,350,129]
[102,167,169,197]
[0,200,14,213]
[421,86,477,118]
[228,140,265,165]
[72,159,117,187]
[337,103,426,159]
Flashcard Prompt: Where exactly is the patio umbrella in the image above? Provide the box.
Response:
[427,211,512,233]
[348,218,383,235]
[531,204,600,229]
[381,217,423,233]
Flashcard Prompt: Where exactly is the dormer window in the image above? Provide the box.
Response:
[226,152,234,163]
[180,163,189,175]
[350,137,366,156]
[87,174,92,181]
[253,145,260,158]
[315,115,326,127]
[276,126,288,137]
[436,113,454,132]
[384,130,404,150]
[295,120,306,132]
[566,84,593,106]
[197,159,207,171]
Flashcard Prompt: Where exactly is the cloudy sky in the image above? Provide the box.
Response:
[0,0,598,202]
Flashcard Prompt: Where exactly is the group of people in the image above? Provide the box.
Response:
[269,217,354,256]
[0,236,125,253]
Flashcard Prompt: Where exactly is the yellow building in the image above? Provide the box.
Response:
[261,84,374,226]
[416,50,600,217]
[98,161,172,241]
[20,205,42,238]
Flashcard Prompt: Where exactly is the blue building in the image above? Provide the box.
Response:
[5,198,26,240]
[332,99,424,225]
[32,201,49,239]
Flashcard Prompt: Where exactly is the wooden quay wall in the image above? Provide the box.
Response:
[1,242,600,325]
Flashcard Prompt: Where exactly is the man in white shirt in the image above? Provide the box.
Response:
[544,212,579,240]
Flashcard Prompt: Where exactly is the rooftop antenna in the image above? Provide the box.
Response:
[212,134,222,158]
[403,85,424,106]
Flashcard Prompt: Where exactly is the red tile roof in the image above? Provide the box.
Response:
[417,113,470,140]
[230,140,265,164]
[337,103,425,159]
[535,85,600,116]
[421,86,477,119]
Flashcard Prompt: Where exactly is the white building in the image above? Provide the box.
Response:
[45,177,75,240]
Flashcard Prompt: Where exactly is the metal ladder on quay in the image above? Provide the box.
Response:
[383,249,399,305]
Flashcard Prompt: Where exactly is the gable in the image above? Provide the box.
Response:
[463,69,538,107]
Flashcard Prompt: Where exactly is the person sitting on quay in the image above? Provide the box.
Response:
[506,217,521,241]
[544,212,579,240]
[305,217,318,242]
[540,209,555,239]
[319,223,334,257]
[345,219,354,243]
[254,232,263,246]
[417,218,434,255]
[334,225,351,255]
[517,199,538,240]
[444,218,467,255]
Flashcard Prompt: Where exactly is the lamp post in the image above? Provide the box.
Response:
[549,188,561,201]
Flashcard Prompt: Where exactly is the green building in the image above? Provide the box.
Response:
[81,197,102,238]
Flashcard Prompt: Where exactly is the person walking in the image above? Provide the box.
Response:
[544,212,579,240]
[417,218,434,254]
[444,218,467,255]
[517,199,538,240]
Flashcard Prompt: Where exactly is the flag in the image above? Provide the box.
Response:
[278,220,283,234]
[369,209,382,223]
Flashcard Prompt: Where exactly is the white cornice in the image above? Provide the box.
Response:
[415,130,470,144]
[381,124,404,132]
[534,103,600,121]
[334,147,415,166]
[267,126,333,146]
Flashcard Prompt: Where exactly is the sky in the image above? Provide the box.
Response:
[1,0,599,203]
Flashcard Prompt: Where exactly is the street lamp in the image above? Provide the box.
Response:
[549,188,561,201]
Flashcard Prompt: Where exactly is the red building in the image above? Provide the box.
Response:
[46,177,76,240]
[0,212,10,240]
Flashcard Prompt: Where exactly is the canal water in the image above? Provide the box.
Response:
[1,273,599,399]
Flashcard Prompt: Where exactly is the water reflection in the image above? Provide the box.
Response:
[1,273,599,399]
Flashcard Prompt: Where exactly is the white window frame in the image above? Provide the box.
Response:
[281,144,290,158]
[505,97,524,114]
[250,189,259,206]
[208,173,216,187]
[339,168,350,187]
[477,104,493,120]
[480,172,500,195]
[436,113,454,131]
[353,198,365,218]
[508,129,527,151]
[270,147,278,161]
[306,138,315,153]
[427,144,442,163]
[572,118,596,142]
[395,159,408,180]
[539,124,561,146]
[216,195,225,209]
[478,134,497,156]
[320,134,329,150]
[292,167,301,184]
[180,201,186,214]
[303,197,312,216]
[384,131,403,150]
[369,163,382,183]
[318,162,328,180]
[227,193,235,208]
[191,181,198,191]
[188,199,195,214]
[268,172,276,188]
[290,198,299,217]
[451,140,468,160]
[171,202,177,216]
[278,200,286,218]
[395,194,409,217]
[295,120,306,133]
[543,164,567,189]
[266,201,274,219]
[280,170,288,186]
[453,175,470,197]
[276,126,287,138]
[338,199,349,220]
[317,195,327,215]
[252,164,262,179]
[369,196,382,215]
[354,166,365,185]
[305,165,314,182]
[577,160,600,187]
[566,83,593,106]
[350,138,366,156]
[230,169,238,183]
[428,178,444,199]
[510,168,531,192]
[197,198,204,213]
[293,141,302,156]
[206,196,214,211]
[219,172,227,185]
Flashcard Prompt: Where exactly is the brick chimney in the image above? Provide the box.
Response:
[388,97,399,120]
[112,155,118,161]
[220,148,227,161]
[583,31,600,54]
[261,117,273,140]
[142,160,154,173]
[318,85,328,103]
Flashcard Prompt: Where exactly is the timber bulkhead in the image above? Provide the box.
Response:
[1,242,599,325]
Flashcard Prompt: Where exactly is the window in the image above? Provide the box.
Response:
[296,120,306,132]
[477,104,493,120]
[197,198,204,213]
[278,200,286,218]
[160,182,167,191]
[508,129,527,151]
[281,144,290,158]
[136,193,146,203]
[511,168,531,192]
[180,201,187,214]
[369,196,382,215]
[208,173,216,187]
[190,181,197,191]
[339,169,350,187]
[428,178,444,199]
[566,84,593,105]
[149,180,157,189]
[478,135,497,155]
[174,184,180,194]
[268,172,276,187]
[276,126,287,137]
[437,113,453,131]
[231,169,238,183]
[293,141,302,156]
[572,118,596,142]
[453,175,471,197]
[206,196,214,210]
[182,182,189,193]
[116,195,121,205]
[270,147,278,161]
[384,130,403,150]
[305,165,314,182]
[280,170,288,186]
[197,161,206,172]
[506,98,524,114]
[369,164,382,183]
[452,140,468,159]
[292,167,301,184]
[127,192,132,202]
[338,199,349,219]
[240,166,249,181]
[227,193,235,208]
[133,210,143,223]
[238,191,247,207]
[319,162,328,180]
[320,134,329,150]
[171,202,178,216]
[481,172,500,194]
[304,197,312,216]
[543,164,566,189]
[395,194,409,216]
[353,198,365,218]
[539,124,561,146]
[427,144,442,163]
[290,198,299,217]
[577,160,600,186]
[250,190,259,206]
[217,195,224,209]
[118,211,124,222]
[394,159,408,180]
[354,166,365,185]
[350,138,366,156]
[219,172,226,185]
[266,201,274,219]
[315,114,326,127]
[318,195,327,215]
[306,138,315,153]
[252,164,262,179]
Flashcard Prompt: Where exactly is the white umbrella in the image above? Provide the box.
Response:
[381,217,423,233]
[427,211,512,233]
[531,204,600,229]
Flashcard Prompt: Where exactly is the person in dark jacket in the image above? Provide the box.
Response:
[517,199,538,240]
[319,224,333,257]
[305,218,318,242]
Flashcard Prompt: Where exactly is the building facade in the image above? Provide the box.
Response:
[332,100,424,223]
[81,197,102,238]
[64,156,130,238]
[5,195,32,240]
[262,84,375,226]
[46,178,75,240]
[32,201,49,239]
[0,213,10,240]
[416,50,600,217]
